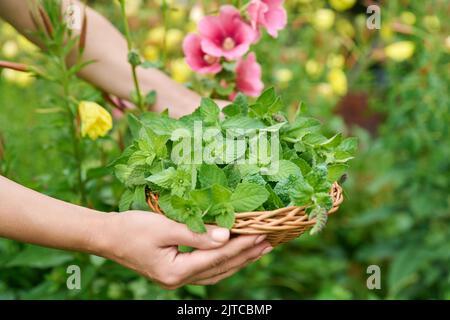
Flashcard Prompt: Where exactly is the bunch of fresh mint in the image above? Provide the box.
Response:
[114,89,357,235]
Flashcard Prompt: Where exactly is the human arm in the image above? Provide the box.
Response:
[0,175,272,288]
[0,0,225,118]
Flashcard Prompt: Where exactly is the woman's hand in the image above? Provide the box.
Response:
[96,211,272,289]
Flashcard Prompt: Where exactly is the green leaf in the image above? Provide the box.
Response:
[127,114,143,140]
[320,133,343,148]
[289,178,314,206]
[199,98,220,124]
[146,167,176,188]
[266,160,302,181]
[284,117,321,138]
[186,215,207,233]
[222,94,248,117]
[256,87,276,109]
[338,137,358,155]
[328,164,349,182]
[115,164,132,184]
[190,188,213,211]
[119,189,134,212]
[292,158,312,176]
[303,133,328,146]
[198,164,227,188]
[210,184,232,203]
[133,185,148,210]
[265,184,285,209]
[334,150,355,163]
[223,164,241,189]
[315,193,333,210]
[230,183,269,212]
[221,116,265,130]
[215,211,235,229]
[144,90,157,106]
[6,245,73,268]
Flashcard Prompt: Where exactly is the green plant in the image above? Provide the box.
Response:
[114,88,357,234]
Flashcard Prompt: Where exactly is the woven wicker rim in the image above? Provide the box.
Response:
[147,182,343,238]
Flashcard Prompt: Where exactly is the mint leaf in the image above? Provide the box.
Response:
[289,178,314,206]
[215,211,235,229]
[221,116,265,130]
[199,98,220,124]
[230,183,269,212]
[186,215,207,233]
[133,185,148,210]
[327,163,349,182]
[337,137,358,155]
[127,114,143,140]
[210,184,232,203]
[146,167,176,188]
[118,189,134,212]
[198,164,227,188]
[266,160,302,182]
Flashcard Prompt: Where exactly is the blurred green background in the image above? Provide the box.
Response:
[0,0,449,299]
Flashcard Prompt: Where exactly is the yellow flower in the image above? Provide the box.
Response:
[336,19,355,38]
[327,54,345,69]
[329,0,356,11]
[316,83,334,98]
[384,41,415,62]
[169,8,186,24]
[313,9,335,31]
[2,69,35,87]
[445,36,450,53]
[144,45,159,61]
[2,40,18,58]
[400,12,416,25]
[170,58,192,83]
[423,15,440,33]
[327,68,347,96]
[147,26,166,45]
[305,59,323,77]
[274,68,293,87]
[78,101,113,140]
[166,28,184,51]
[380,23,393,41]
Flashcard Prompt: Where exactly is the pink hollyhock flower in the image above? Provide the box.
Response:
[182,34,222,74]
[235,52,264,97]
[248,0,287,38]
[199,5,255,60]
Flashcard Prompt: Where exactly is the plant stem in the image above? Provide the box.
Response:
[161,0,169,67]
[118,0,145,112]
[60,59,87,206]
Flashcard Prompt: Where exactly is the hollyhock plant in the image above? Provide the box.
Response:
[198,5,255,60]
[235,52,264,97]
[248,0,287,38]
[182,34,222,74]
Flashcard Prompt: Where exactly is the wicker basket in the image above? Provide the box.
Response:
[147,182,343,247]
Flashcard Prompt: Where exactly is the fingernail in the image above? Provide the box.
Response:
[211,228,230,243]
[254,235,266,245]
[261,246,273,256]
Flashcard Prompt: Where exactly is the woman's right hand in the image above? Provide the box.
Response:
[95,211,273,289]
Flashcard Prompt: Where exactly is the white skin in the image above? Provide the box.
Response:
[0,0,273,289]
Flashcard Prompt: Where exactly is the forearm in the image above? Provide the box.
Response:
[0,175,105,254]
[65,2,201,116]
[0,0,201,117]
